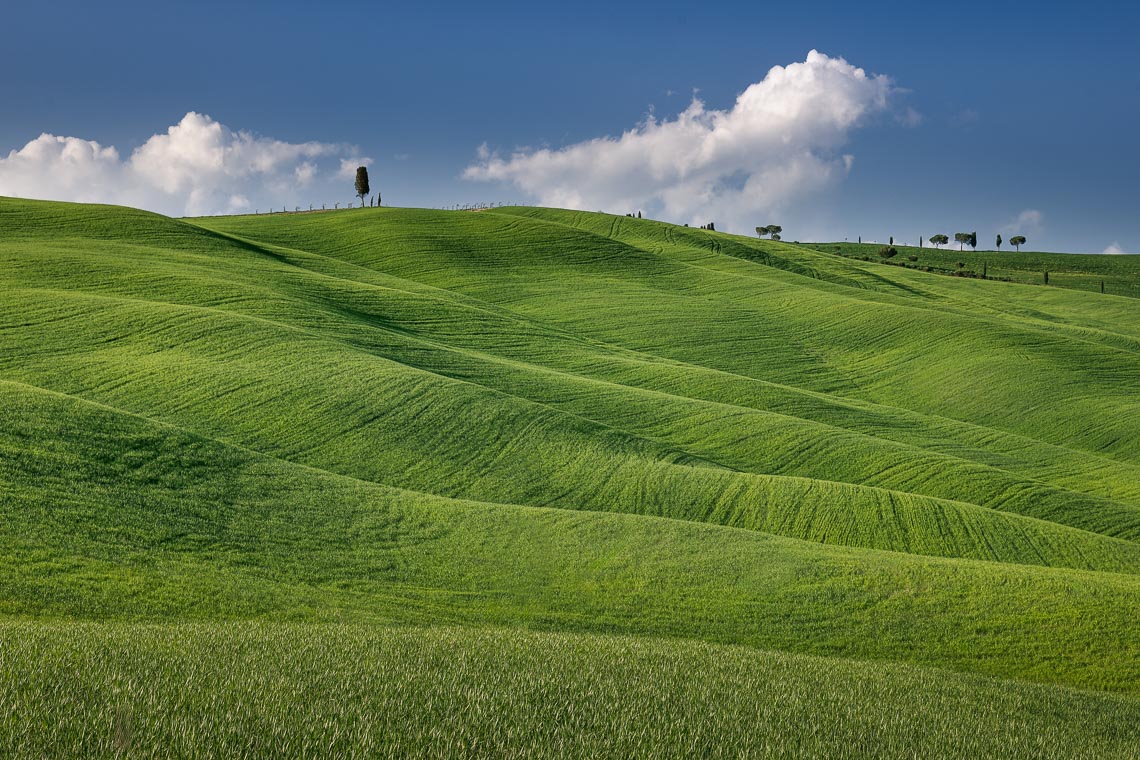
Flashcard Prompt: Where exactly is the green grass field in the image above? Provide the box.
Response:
[2,197,1139,756]
[814,240,1140,297]
[6,624,1139,759]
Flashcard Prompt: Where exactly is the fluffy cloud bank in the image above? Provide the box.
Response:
[0,112,367,216]
[464,50,896,232]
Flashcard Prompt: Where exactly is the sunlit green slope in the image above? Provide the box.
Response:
[1,198,1139,729]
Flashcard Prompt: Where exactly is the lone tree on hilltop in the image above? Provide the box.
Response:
[1011,235,1026,252]
[969,231,977,251]
[930,234,949,249]
[355,166,370,208]
[996,233,1003,250]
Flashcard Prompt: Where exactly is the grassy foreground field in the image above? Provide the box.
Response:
[2,197,1139,756]
[4,624,1139,759]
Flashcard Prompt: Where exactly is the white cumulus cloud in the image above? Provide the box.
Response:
[1102,242,1129,255]
[463,50,897,232]
[0,112,368,216]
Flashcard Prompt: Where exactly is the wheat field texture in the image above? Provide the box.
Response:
[1,197,1138,758]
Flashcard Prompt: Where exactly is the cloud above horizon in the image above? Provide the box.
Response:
[1102,242,1130,255]
[463,50,896,232]
[0,112,368,216]
[1001,209,1044,235]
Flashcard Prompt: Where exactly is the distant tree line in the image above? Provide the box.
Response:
[917,231,1028,252]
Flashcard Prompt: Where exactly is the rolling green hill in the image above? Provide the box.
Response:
[816,240,1140,297]
[2,197,1139,756]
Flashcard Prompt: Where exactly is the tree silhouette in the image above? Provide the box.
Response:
[355,167,370,208]
[1011,235,1026,252]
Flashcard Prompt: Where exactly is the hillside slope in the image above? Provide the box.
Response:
[2,197,1139,753]
[816,239,1140,298]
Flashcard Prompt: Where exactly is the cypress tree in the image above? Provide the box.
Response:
[355,166,370,208]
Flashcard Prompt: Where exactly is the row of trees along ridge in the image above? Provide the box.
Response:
[922,232,1027,252]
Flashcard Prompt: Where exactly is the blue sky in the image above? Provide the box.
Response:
[2,0,1137,252]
